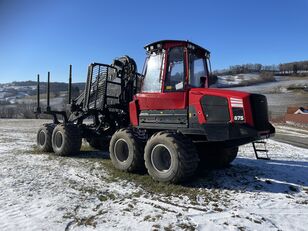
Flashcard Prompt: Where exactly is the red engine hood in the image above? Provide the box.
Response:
[189,88,251,98]
[189,88,254,126]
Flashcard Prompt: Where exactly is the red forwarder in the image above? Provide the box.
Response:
[35,40,275,183]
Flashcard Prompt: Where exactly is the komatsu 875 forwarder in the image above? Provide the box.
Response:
[35,40,275,183]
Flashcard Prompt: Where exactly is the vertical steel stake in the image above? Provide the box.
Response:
[68,64,72,104]
[47,71,51,111]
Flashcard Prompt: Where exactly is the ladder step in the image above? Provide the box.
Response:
[255,149,268,152]
[252,140,270,160]
[256,157,270,160]
[253,141,266,144]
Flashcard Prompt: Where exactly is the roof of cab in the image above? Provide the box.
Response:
[144,40,210,55]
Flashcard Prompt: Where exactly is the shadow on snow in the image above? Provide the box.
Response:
[188,157,307,194]
[72,150,307,194]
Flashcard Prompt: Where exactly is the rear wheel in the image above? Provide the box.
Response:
[51,124,82,156]
[37,123,56,152]
[109,128,144,172]
[144,132,199,183]
[197,144,238,169]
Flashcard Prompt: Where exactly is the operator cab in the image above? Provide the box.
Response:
[141,40,213,93]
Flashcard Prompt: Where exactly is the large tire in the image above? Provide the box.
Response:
[86,137,110,151]
[216,147,238,168]
[144,132,199,183]
[197,144,238,169]
[51,124,82,156]
[37,123,56,152]
[109,128,144,172]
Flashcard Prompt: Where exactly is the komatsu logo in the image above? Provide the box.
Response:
[230,98,243,108]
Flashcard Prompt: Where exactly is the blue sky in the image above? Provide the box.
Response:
[0,0,307,83]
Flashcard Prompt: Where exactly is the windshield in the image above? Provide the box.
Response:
[189,53,209,88]
[141,53,164,92]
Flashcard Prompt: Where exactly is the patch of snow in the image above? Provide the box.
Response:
[217,73,260,87]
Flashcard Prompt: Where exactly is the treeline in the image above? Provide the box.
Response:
[278,60,308,75]
[37,82,85,93]
[0,102,37,119]
[215,60,308,76]
[0,81,85,96]
[10,81,38,86]
[214,64,278,75]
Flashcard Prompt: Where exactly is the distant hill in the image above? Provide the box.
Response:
[0,81,85,103]
[214,60,308,76]
[0,81,85,93]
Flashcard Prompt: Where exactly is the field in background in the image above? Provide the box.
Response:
[225,76,308,121]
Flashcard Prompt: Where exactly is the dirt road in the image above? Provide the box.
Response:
[273,124,308,149]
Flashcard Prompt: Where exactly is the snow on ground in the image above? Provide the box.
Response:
[0,119,307,231]
[227,76,308,94]
[217,73,262,87]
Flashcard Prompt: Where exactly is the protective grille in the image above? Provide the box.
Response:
[85,64,121,110]
[201,95,230,123]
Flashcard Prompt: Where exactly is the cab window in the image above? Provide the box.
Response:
[189,53,208,88]
[142,53,164,92]
[164,47,185,91]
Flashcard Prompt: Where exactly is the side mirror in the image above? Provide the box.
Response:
[208,74,218,86]
[200,76,208,88]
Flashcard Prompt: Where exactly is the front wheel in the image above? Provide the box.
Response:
[197,144,238,169]
[144,132,199,183]
[216,146,238,168]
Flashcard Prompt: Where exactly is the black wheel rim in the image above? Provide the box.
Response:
[54,131,63,148]
[114,138,129,162]
[151,144,172,172]
[38,131,46,146]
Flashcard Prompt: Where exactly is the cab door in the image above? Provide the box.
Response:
[136,46,188,110]
[134,46,188,127]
